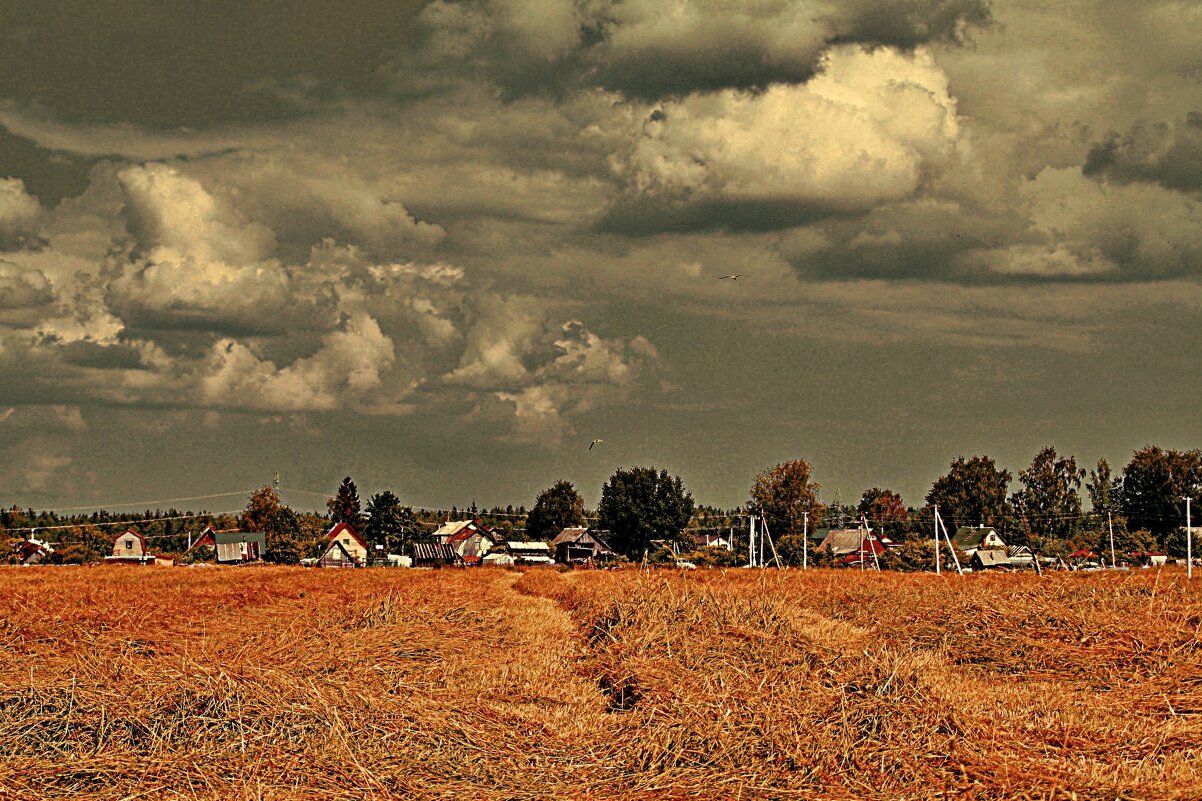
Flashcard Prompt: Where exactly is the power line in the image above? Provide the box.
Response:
[30,490,260,514]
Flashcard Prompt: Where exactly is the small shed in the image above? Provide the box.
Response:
[106,528,155,564]
[971,548,1011,571]
[189,527,266,564]
[507,540,554,564]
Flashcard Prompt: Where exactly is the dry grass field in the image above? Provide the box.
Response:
[1,566,1200,800]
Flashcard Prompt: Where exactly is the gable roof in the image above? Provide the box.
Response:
[410,542,460,563]
[952,526,1004,550]
[325,522,367,550]
[972,548,1011,567]
[551,527,591,546]
[115,528,148,552]
[815,529,866,555]
[320,539,358,564]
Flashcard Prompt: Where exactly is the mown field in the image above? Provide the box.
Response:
[1,566,1200,800]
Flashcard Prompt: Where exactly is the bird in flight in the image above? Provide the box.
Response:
[718,273,748,280]
[589,439,604,450]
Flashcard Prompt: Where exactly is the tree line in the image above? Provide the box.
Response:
[5,444,1200,567]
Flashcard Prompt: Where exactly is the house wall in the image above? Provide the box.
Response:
[112,533,145,558]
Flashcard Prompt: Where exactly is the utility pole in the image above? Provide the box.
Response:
[273,471,281,494]
[802,511,809,570]
[1107,511,1116,570]
[934,504,941,575]
[1188,496,1193,580]
[748,515,756,568]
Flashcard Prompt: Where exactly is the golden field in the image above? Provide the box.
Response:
[1,566,1200,800]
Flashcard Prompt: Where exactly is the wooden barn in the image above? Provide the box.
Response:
[551,528,616,564]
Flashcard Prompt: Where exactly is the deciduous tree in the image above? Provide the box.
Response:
[526,480,586,541]
[1012,446,1085,540]
[748,459,823,538]
[1120,446,1202,538]
[925,455,1012,529]
[598,467,695,558]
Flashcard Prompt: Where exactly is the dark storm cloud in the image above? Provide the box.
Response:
[0,0,426,127]
[1084,113,1202,192]
[58,340,147,370]
[598,197,852,236]
[586,0,992,100]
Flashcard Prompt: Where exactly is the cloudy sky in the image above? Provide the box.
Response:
[1,0,1200,513]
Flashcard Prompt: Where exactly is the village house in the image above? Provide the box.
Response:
[106,528,155,565]
[12,537,54,566]
[551,527,616,564]
[187,527,266,564]
[433,520,502,565]
[952,525,1007,556]
[318,522,368,568]
[815,528,898,561]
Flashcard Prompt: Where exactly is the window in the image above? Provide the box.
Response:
[125,540,133,550]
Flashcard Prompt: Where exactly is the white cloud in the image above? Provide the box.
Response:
[200,312,396,412]
[617,45,963,209]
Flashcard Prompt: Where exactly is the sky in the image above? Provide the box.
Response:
[1,0,1201,514]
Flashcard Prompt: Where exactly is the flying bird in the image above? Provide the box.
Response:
[718,273,748,280]
[589,439,604,450]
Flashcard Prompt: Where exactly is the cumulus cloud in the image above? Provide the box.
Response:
[199,312,396,412]
[0,177,43,249]
[608,46,964,232]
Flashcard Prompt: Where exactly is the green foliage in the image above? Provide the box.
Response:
[264,507,305,565]
[883,541,961,573]
[685,546,743,568]
[327,477,365,529]
[1120,446,1202,537]
[1013,446,1084,540]
[242,484,283,533]
[775,533,811,567]
[364,491,417,553]
[177,545,215,565]
[748,459,823,537]
[925,455,1012,529]
[858,488,908,523]
[598,466,695,559]
[526,480,586,541]
[1087,458,1122,520]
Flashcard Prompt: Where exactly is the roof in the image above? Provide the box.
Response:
[815,529,867,555]
[1068,549,1099,559]
[952,526,1003,550]
[506,540,550,552]
[320,539,358,565]
[973,548,1011,567]
[410,542,460,562]
[551,528,615,555]
[432,520,475,541]
[114,528,148,553]
[325,522,367,550]
[192,527,264,550]
[1007,545,1033,559]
